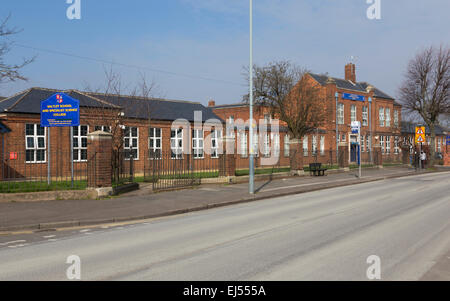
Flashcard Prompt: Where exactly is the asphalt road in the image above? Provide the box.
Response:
[0,172,449,281]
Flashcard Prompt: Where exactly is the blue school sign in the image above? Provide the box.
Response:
[342,93,365,102]
[41,93,80,127]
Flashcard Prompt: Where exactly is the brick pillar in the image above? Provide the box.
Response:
[444,145,450,166]
[373,138,383,168]
[87,131,113,188]
[220,136,236,177]
[338,142,349,169]
[289,138,304,175]
[401,146,410,165]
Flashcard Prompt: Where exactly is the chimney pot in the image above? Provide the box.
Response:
[208,100,216,107]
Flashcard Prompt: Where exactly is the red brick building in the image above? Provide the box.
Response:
[211,63,404,167]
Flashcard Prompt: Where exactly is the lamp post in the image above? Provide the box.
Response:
[369,96,372,163]
[249,0,254,194]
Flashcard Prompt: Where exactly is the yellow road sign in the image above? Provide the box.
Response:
[415,126,426,144]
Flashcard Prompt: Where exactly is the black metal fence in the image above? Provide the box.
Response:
[145,151,226,192]
[0,150,91,193]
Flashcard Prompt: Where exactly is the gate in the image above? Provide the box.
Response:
[146,151,224,192]
[112,149,136,186]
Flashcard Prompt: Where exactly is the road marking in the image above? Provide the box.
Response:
[8,244,28,248]
[0,240,26,246]
[43,235,56,239]
[79,229,91,233]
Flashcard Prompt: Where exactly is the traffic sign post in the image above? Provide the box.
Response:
[41,93,80,187]
[415,126,426,170]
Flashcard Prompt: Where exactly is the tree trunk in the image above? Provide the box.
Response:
[429,123,436,167]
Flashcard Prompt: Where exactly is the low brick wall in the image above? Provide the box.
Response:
[0,189,99,203]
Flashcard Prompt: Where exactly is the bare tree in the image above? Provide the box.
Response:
[0,14,35,84]
[399,46,450,165]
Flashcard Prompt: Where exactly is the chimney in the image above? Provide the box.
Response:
[345,63,356,83]
[208,99,216,107]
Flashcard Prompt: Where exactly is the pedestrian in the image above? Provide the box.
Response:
[420,151,427,169]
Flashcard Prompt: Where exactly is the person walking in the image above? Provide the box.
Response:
[420,151,427,169]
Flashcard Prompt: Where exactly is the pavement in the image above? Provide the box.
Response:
[0,166,444,233]
[0,171,448,280]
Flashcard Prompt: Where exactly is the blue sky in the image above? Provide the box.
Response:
[1,0,449,105]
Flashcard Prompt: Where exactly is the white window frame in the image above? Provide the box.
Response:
[252,132,259,157]
[25,124,46,163]
[303,136,308,156]
[272,133,280,158]
[149,127,162,159]
[394,136,399,154]
[351,105,357,123]
[394,110,399,128]
[124,126,139,160]
[263,133,270,157]
[73,125,89,162]
[379,107,385,127]
[342,133,346,142]
[385,108,391,127]
[380,135,385,154]
[211,129,222,159]
[338,103,344,125]
[320,136,325,156]
[437,138,441,152]
[240,132,248,158]
[361,135,365,152]
[362,106,368,127]
[171,129,183,159]
[312,135,318,156]
[386,136,391,154]
[94,125,111,133]
[284,135,290,157]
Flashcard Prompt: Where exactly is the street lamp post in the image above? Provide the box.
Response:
[249,0,254,194]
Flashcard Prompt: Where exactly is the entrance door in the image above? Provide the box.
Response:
[350,143,358,163]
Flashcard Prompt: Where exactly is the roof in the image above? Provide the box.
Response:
[0,120,11,133]
[88,92,221,122]
[0,97,6,101]
[308,73,395,100]
[213,103,249,109]
[0,88,223,123]
[401,121,446,135]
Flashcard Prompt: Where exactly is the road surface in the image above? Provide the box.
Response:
[0,172,449,280]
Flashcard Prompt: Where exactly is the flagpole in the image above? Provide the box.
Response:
[249,0,254,194]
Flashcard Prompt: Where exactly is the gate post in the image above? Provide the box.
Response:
[220,135,236,177]
[373,136,383,168]
[289,138,304,176]
[338,142,349,170]
[87,131,113,188]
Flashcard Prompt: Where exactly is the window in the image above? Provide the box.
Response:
[380,135,385,153]
[25,124,46,163]
[385,108,391,127]
[437,138,441,152]
[361,135,365,152]
[386,136,391,154]
[312,135,318,156]
[263,133,270,157]
[94,126,111,132]
[337,103,344,125]
[149,128,162,159]
[366,135,370,153]
[351,105,357,123]
[73,125,88,162]
[272,133,280,158]
[124,127,139,160]
[394,136,399,154]
[394,110,399,128]
[284,135,290,157]
[320,136,325,155]
[342,133,346,142]
[362,106,368,126]
[252,132,259,156]
[240,132,248,157]
[379,107,385,127]
[303,136,308,156]
[171,129,183,159]
[228,116,234,124]
[211,129,221,158]
[192,129,204,159]
[264,114,271,123]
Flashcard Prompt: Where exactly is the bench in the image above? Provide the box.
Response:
[309,163,327,176]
